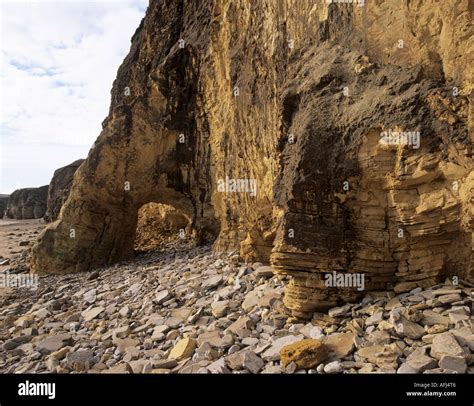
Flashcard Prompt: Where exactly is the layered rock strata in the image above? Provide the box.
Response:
[31,1,473,316]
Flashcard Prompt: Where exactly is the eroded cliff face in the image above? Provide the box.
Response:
[272,49,473,315]
[6,186,48,220]
[32,0,473,316]
[44,159,85,222]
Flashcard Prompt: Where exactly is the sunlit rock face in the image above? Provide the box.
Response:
[31,0,473,316]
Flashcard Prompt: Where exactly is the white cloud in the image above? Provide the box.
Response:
[0,0,147,193]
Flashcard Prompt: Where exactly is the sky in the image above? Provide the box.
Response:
[0,0,148,194]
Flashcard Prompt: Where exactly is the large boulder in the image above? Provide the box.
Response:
[6,186,48,220]
[0,195,9,219]
[44,159,85,222]
[31,1,473,315]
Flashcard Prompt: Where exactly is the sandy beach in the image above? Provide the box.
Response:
[0,218,45,272]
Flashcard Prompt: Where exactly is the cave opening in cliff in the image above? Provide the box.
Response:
[134,202,192,253]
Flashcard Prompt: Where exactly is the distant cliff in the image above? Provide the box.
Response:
[0,195,9,219]
[6,186,48,220]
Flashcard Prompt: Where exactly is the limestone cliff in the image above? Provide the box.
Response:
[32,0,473,317]
[6,186,48,220]
[44,159,85,222]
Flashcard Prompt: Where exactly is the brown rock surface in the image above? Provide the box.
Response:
[168,337,197,361]
[280,339,328,369]
[30,1,473,315]
[323,331,355,358]
[356,344,401,369]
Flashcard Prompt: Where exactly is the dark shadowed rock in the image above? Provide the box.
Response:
[0,195,9,219]
[44,159,84,222]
